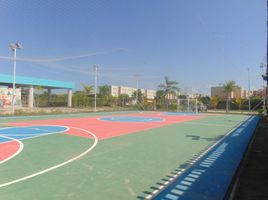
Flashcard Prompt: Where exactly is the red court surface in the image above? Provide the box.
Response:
[0,141,21,162]
[8,113,206,140]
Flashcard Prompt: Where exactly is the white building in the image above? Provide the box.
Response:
[119,86,136,97]
[108,85,156,99]
[109,85,120,97]
[146,89,156,99]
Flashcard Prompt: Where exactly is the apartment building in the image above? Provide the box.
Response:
[109,85,120,97]
[211,86,247,99]
[108,85,156,99]
[146,90,157,99]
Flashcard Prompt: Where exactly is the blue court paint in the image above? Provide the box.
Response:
[99,116,164,122]
[153,115,260,200]
[0,126,68,142]
[165,112,198,116]
[0,137,12,143]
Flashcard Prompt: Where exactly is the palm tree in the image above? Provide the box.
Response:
[132,89,144,103]
[233,97,245,111]
[98,85,110,97]
[211,96,220,110]
[82,84,93,96]
[223,80,237,112]
[158,76,180,110]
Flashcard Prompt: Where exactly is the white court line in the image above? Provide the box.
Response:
[0,125,70,144]
[0,126,98,188]
[0,126,70,138]
[97,116,166,123]
[180,121,235,127]
[145,116,252,200]
[0,135,24,164]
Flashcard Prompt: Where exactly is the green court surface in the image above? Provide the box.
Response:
[0,112,248,200]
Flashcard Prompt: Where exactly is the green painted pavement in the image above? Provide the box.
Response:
[0,134,94,185]
[0,114,248,199]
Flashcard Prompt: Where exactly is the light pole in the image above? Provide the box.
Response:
[9,42,23,115]
[247,68,251,112]
[134,74,139,104]
[260,63,266,114]
[93,64,99,112]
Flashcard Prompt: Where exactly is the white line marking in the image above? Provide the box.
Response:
[191,171,202,175]
[180,181,192,186]
[176,184,188,190]
[180,121,234,127]
[0,125,68,145]
[0,126,98,188]
[184,177,196,182]
[0,135,24,164]
[152,190,159,194]
[145,194,153,199]
[164,181,169,185]
[199,164,210,168]
[188,174,199,178]
[171,189,184,195]
[159,185,164,189]
[165,193,179,200]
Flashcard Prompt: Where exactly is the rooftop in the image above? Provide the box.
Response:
[0,74,75,89]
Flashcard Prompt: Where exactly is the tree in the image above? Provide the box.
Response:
[233,97,246,111]
[158,76,180,110]
[210,96,220,110]
[118,94,130,107]
[82,84,93,96]
[132,89,144,103]
[98,85,110,97]
[201,96,211,107]
[223,80,237,112]
[35,86,44,107]
[98,85,111,106]
[155,90,165,109]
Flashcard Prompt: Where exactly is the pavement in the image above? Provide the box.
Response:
[228,116,268,200]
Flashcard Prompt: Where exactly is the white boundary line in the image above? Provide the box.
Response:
[97,116,166,123]
[0,126,98,188]
[0,125,70,145]
[0,134,24,165]
[145,115,252,199]
[179,121,235,127]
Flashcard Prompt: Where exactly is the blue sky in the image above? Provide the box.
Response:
[0,0,266,95]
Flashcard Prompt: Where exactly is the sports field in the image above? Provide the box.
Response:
[0,111,253,200]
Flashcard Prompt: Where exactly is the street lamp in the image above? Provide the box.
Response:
[134,74,139,104]
[9,42,23,114]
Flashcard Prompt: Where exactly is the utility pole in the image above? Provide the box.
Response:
[93,64,99,112]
